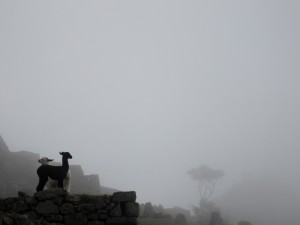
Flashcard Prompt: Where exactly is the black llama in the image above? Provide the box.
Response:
[36,152,72,192]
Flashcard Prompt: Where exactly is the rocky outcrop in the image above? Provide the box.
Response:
[0,190,139,225]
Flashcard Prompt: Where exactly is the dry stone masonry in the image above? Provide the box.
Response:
[0,189,139,225]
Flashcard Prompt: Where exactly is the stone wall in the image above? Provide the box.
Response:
[0,190,139,225]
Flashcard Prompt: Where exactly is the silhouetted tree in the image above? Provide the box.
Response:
[187,165,224,202]
[188,165,225,225]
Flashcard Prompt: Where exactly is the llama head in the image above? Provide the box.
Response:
[38,157,54,165]
[59,152,73,159]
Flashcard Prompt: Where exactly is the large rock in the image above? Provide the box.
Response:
[36,200,59,214]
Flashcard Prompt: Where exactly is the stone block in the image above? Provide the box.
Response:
[109,204,122,217]
[52,197,64,206]
[36,200,59,214]
[77,203,95,213]
[14,214,29,225]
[106,202,116,211]
[98,214,108,221]
[15,201,29,213]
[24,211,38,220]
[123,202,139,217]
[65,194,81,203]
[87,213,98,220]
[25,197,37,206]
[97,210,108,215]
[94,197,107,210]
[2,215,13,225]
[4,198,18,210]
[111,192,136,202]
[48,214,64,222]
[60,203,74,214]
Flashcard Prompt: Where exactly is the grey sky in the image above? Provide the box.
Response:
[1,0,300,213]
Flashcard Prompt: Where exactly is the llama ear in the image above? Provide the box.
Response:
[47,159,54,162]
[59,152,63,155]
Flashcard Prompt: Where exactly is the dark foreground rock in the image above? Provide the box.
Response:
[0,189,139,225]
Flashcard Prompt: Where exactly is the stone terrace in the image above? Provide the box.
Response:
[0,189,139,225]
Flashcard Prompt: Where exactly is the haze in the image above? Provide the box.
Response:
[1,1,300,224]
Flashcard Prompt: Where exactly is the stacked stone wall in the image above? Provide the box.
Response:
[0,190,139,225]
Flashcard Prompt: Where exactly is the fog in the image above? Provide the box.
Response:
[1,1,300,224]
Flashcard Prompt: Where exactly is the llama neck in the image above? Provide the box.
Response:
[62,157,69,170]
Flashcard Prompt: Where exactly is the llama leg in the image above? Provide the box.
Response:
[36,177,48,192]
[58,179,64,189]
[65,179,70,193]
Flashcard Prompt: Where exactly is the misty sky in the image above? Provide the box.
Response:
[1,0,300,211]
